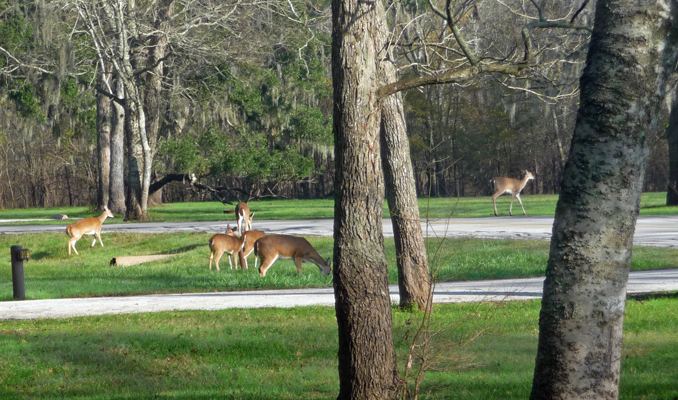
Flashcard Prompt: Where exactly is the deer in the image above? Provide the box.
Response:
[239,230,267,270]
[208,225,246,271]
[253,234,331,277]
[491,170,535,216]
[66,206,115,256]
[224,202,254,236]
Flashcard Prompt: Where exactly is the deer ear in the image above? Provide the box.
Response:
[326,258,332,267]
[250,212,255,218]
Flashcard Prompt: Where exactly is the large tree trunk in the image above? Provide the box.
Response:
[144,0,173,207]
[109,74,126,215]
[666,93,678,205]
[332,0,399,397]
[125,97,147,219]
[380,65,432,311]
[97,65,112,210]
[530,1,675,399]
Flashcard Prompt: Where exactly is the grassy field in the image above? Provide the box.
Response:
[0,192,675,224]
[0,297,676,399]
[1,232,677,301]
[1,193,676,399]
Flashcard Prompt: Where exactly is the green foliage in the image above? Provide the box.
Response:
[219,132,315,184]
[8,81,45,122]
[287,105,332,141]
[0,6,34,56]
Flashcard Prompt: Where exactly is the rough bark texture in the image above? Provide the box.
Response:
[530,1,676,399]
[667,95,678,205]
[109,75,126,215]
[380,77,432,311]
[332,0,399,397]
[144,0,173,207]
[97,67,112,210]
[125,97,146,219]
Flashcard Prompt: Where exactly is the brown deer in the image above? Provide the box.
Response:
[66,207,115,256]
[208,225,245,271]
[224,202,254,236]
[239,230,267,270]
[253,234,331,277]
[491,170,535,216]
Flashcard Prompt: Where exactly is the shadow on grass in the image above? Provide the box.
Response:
[628,291,678,301]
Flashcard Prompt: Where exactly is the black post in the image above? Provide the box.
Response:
[11,245,26,300]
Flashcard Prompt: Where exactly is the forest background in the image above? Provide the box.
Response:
[0,0,671,215]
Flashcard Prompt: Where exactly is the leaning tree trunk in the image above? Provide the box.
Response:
[332,0,399,397]
[530,1,676,399]
[379,65,432,311]
[666,92,678,205]
[97,64,112,210]
[109,74,126,215]
[144,0,173,206]
[125,97,149,220]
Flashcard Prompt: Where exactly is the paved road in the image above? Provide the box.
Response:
[1,216,677,320]
[2,215,678,247]
[2,269,677,320]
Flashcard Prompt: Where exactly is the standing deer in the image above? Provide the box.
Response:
[224,202,254,236]
[239,230,267,270]
[491,170,535,216]
[253,234,331,277]
[66,207,115,256]
[208,225,245,271]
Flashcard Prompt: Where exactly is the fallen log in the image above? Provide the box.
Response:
[110,255,173,267]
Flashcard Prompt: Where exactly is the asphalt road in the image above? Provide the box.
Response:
[2,215,678,247]
[2,269,677,320]
[1,216,677,320]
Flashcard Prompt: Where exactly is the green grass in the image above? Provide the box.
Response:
[0,297,676,399]
[2,232,677,301]
[1,192,675,223]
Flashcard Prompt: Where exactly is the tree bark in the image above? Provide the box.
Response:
[332,0,399,397]
[144,1,173,207]
[109,74,126,215]
[530,1,676,399]
[380,66,432,311]
[667,92,678,205]
[97,65,112,210]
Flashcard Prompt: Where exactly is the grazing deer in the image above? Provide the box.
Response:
[239,230,267,270]
[208,225,246,271]
[253,234,331,277]
[491,170,535,216]
[66,207,115,256]
[224,202,254,236]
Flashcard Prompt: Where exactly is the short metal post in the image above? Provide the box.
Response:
[11,245,26,300]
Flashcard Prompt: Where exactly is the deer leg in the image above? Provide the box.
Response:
[239,250,248,269]
[68,239,79,256]
[516,194,527,215]
[209,251,215,270]
[214,251,223,272]
[509,195,516,216]
[96,232,104,247]
[258,255,279,277]
[492,193,501,216]
[295,256,304,275]
[227,252,234,270]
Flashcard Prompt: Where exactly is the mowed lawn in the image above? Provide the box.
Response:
[1,193,677,399]
[0,192,675,223]
[1,232,677,301]
[0,297,676,399]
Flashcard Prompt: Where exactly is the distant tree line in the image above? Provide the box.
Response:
[0,0,673,214]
